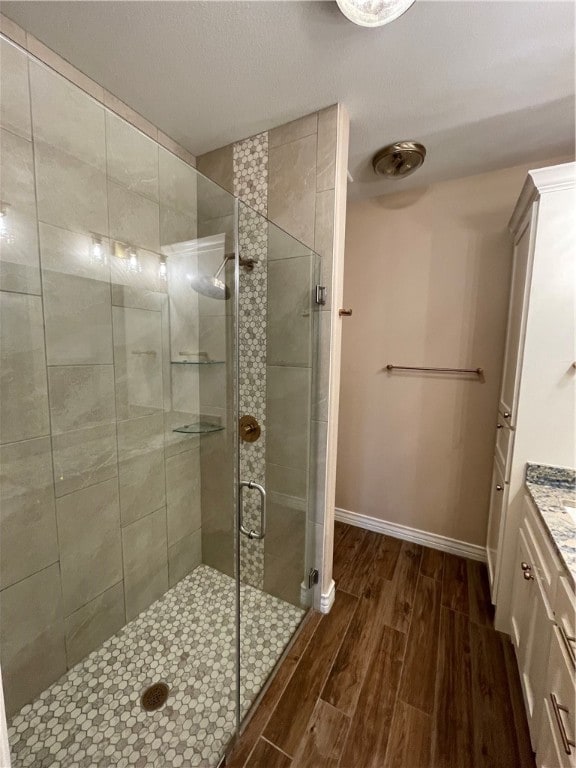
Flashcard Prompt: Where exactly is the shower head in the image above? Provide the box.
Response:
[190,252,231,300]
[190,273,230,301]
[189,252,254,301]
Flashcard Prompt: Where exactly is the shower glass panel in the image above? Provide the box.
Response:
[0,32,319,768]
[236,203,319,722]
[0,34,241,767]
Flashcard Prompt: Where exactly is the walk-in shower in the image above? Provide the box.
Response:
[0,33,320,767]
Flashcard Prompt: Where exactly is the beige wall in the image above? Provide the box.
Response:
[337,158,567,548]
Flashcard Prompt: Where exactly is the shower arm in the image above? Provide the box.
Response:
[213,253,255,280]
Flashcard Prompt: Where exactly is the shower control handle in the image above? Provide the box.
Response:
[239,481,266,540]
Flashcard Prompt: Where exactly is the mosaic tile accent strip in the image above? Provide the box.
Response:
[234,135,269,590]
[8,565,305,768]
[233,133,268,217]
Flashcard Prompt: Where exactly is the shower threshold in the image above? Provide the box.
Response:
[8,565,305,768]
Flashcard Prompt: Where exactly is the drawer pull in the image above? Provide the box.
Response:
[503,411,511,419]
[496,423,503,429]
[550,693,575,755]
[559,624,576,668]
[521,562,531,571]
[496,485,503,491]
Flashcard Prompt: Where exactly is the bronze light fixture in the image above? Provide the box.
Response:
[372,140,427,179]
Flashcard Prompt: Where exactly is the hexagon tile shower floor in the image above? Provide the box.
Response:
[8,565,304,768]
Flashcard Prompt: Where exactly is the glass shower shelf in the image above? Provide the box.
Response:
[172,422,225,435]
[170,360,225,365]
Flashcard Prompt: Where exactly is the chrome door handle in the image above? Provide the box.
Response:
[239,481,266,540]
[551,693,575,755]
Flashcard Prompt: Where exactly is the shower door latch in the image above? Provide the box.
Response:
[307,568,319,589]
[315,285,327,306]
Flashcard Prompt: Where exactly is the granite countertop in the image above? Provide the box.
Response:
[525,463,576,589]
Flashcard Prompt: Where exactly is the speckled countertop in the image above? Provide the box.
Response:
[525,463,576,589]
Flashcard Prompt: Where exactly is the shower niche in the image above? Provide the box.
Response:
[0,34,320,768]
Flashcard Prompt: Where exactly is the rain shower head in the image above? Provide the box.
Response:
[190,252,231,301]
[189,252,254,301]
[190,273,230,301]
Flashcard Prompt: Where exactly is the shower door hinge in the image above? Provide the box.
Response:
[315,285,327,306]
[307,568,319,589]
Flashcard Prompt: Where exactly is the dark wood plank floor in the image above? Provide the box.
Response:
[227,522,535,768]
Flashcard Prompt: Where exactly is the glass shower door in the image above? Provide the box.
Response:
[235,203,320,722]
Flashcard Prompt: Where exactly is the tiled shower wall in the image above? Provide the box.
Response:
[0,35,205,716]
[197,108,338,605]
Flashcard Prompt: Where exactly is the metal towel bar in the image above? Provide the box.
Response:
[386,364,483,376]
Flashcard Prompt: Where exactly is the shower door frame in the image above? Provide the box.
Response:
[230,200,320,736]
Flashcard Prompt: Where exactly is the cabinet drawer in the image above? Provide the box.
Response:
[554,576,576,668]
[539,625,576,766]
[524,496,560,612]
[495,419,514,479]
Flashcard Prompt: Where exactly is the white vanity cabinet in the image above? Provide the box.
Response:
[510,499,556,746]
[509,494,576,763]
[484,162,576,622]
[537,626,576,767]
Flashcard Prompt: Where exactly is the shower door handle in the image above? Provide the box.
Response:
[239,481,266,540]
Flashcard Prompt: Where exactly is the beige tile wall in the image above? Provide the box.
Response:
[197,107,342,609]
[0,33,204,716]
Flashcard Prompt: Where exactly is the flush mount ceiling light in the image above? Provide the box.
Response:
[336,0,416,27]
[372,140,426,179]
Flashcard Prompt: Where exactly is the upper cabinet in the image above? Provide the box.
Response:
[485,162,576,624]
[499,216,533,426]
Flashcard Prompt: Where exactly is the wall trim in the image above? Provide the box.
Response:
[335,507,487,562]
[320,579,336,613]
[509,161,575,233]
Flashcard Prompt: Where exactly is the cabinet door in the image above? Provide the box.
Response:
[511,526,554,749]
[486,457,507,598]
[499,212,534,426]
[510,526,533,655]
[537,626,576,768]
[537,698,573,768]
[495,419,514,479]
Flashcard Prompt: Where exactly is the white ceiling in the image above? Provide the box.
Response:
[3,1,575,199]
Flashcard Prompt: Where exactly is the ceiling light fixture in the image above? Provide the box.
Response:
[336,0,416,27]
[372,140,426,179]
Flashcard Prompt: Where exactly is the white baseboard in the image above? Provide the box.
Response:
[320,580,336,613]
[335,507,486,562]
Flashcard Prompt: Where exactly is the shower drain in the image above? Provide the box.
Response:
[141,682,169,711]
